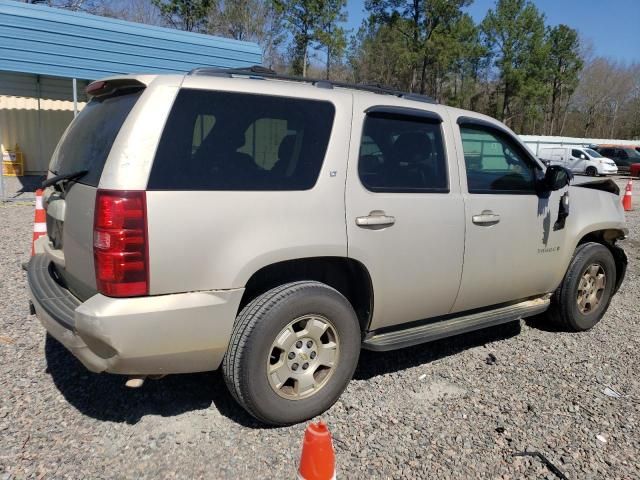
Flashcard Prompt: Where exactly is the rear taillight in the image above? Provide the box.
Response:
[94,190,148,297]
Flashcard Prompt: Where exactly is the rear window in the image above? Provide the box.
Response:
[50,89,142,187]
[147,89,335,190]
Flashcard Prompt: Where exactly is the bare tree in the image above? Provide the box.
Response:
[208,0,286,68]
[115,0,164,24]
[570,58,639,138]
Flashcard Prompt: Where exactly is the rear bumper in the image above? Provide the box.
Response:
[28,254,244,375]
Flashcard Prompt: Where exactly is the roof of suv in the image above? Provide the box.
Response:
[186,65,439,105]
[179,66,512,131]
[92,67,515,140]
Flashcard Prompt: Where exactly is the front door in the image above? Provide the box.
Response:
[345,101,465,330]
[570,149,587,173]
[451,117,567,312]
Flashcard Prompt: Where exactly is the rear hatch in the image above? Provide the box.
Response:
[43,81,144,301]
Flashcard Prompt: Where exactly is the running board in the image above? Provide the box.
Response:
[363,296,550,352]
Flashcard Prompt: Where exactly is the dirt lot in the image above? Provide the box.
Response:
[1,178,638,479]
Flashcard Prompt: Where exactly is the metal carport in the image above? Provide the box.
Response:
[0,0,262,174]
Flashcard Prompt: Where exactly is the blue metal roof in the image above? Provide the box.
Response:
[0,0,262,81]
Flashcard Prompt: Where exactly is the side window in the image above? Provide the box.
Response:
[571,149,583,158]
[148,89,335,190]
[618,149,628,159]
[460,126,536,194]
[358,114,448,192]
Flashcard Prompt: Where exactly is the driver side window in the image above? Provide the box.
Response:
[460,126,535,194]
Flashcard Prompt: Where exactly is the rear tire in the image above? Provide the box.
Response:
[586,166,597,176]
[545,242,616,331]
[222,281,361,425]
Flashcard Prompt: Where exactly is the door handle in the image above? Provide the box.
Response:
[356,210,396,228]
[472,210,500,226]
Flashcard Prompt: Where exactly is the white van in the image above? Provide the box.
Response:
[539,146,618,176]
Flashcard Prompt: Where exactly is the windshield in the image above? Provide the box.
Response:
[585,148,602,158]
[50,89,142,186]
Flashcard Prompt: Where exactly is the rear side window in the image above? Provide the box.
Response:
[148,89,335,190]
[50,90,142,187]
[358,114,448,192]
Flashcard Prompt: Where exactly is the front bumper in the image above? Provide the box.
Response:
[27,254,244,375]
[600,164,618,175]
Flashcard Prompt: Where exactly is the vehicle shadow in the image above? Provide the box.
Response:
[522,313,565,333]
[3,174,46,199]
[354,320,521,380]
[45,321,521,427]
[44,334,262,428]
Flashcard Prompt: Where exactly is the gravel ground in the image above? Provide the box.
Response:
[1,178,639,479]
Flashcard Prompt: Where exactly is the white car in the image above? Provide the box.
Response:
[539,146,618,176]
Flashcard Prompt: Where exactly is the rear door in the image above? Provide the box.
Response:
[345,100,465,330]
[543,148,564,167]
[552,148,567,166]
[144,80,351,295]
[451,116,567,312]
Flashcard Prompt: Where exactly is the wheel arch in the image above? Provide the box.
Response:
[576,229,627,294]
[238,257,374,333]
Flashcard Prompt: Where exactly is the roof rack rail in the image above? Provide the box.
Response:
[187,66,437,104]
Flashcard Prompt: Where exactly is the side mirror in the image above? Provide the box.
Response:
[539,165,572,193]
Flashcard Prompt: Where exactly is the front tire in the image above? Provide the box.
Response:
[222,281,361,425]
[586,166,598,176]
[546,242,616,331]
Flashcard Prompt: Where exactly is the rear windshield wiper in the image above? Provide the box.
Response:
[42,170,88,189]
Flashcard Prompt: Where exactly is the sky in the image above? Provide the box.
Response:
[344,0,640,64]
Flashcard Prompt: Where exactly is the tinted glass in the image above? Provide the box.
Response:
[624,148,640,159]
[571,149,583,158]
[358,114,448,192]
[50,89,142,187]
[460,126,535,193]
[148,89,335,190]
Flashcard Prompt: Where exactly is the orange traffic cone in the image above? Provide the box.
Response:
[298,421,336,480]
[32,189,46,255]
[622,179,633,211]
